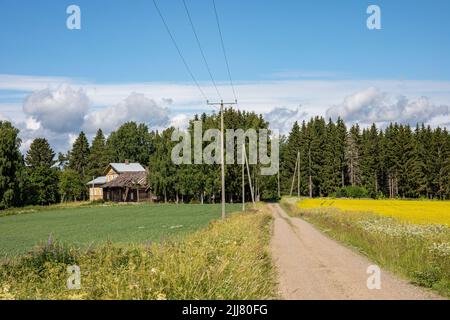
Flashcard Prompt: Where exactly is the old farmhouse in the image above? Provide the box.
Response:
[87,161,152,202]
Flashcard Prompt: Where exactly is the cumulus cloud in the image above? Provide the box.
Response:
[23,85,90,133]
[0,112,9,121]
[326,87,450,126]
[82,92,170,133]
[169,113,190,130]
[16,123,75,154]
[25,117,40,130]
[265,106,308,133]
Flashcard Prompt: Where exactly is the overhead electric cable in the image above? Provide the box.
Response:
[152,0,208,101]
[212,0,238,102]
[182,0,222,100]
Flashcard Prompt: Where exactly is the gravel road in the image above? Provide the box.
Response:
[270,203,443,300]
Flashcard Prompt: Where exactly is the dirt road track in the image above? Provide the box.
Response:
[269,204,443,300]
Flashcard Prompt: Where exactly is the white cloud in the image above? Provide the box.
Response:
[326,87,450,126]
[25,117,40,130]
[82,92,170,133]
[265,106,308,133]
[0,74,74,91]
[16,123,75,154]
[0,112,8,121]
[23,85,90,133]
[68,133,78,148]
[2,74,450,152]
[169,114,190,130]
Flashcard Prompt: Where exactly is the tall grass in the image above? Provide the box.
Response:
[281,199,450,298]
[0,208,276,300]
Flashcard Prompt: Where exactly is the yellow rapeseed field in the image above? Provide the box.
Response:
[297,198,450,225]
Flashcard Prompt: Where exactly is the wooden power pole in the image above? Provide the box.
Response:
[242,141,245,212]
[207,100,237,219]
[290,151,299,196]
[243,143,256,208]
[277,169,280,199]
[297,150,300,198]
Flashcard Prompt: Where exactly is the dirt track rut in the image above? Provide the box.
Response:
[269,203,442,300]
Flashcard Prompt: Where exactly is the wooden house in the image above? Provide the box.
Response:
[86,161,153,202]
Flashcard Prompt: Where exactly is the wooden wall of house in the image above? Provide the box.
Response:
[89,187,103,201]
[103,188,150,202]
[105,168,119,182]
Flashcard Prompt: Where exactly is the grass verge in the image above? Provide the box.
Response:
[0,207,276,300]
[280,198,450,298]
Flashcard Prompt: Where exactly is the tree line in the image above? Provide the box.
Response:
[1,110,449,209]
[0,121,153,208]
[280,117,450,199]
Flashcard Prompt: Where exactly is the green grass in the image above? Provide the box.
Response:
[0,206,275,300]
[0,203,241,258]
[280,198,450,298]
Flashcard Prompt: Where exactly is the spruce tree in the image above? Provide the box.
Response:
[87,129,109,178]
[345,124,362,187]
[68,131,90,179]
[25,138,59,205]
[0,121,24,208]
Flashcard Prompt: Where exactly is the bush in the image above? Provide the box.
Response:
[90,199,105,205]
[334,186,369,199]
[22,237,79,271]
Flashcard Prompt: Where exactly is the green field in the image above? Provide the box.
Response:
[0,203,241,257]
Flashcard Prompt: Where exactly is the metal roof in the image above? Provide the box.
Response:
[109,163,146,173]
[86,176,107,185]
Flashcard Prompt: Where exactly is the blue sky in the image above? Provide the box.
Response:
[0,0,449,152]
[1,0,450,82]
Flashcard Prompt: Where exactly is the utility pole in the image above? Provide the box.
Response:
[207,99,237,219]
[297,151,300,198]
[277,169,280,199]
[243,143,256,208]
[308,146,313,198]
[290,151,299,196]
[242,141,245,212]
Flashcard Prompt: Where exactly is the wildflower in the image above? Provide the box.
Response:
[429,242,450,257]
[0,284,14,300]
[156,292,166,300]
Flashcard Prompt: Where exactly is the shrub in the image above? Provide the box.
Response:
[90,199,105,205]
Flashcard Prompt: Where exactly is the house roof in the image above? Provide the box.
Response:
[108,163,146,173]
[102,171,147,188]
[86,176,107,185]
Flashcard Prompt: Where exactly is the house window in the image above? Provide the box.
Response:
[131,192,134,200]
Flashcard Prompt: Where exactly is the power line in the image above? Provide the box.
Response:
[182,0,222,100]
[152,0,208,101]
[212,0,237,102]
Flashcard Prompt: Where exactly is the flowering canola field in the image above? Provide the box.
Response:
[297,199,450,225]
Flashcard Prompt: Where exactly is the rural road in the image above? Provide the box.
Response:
[269,203,442,300]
